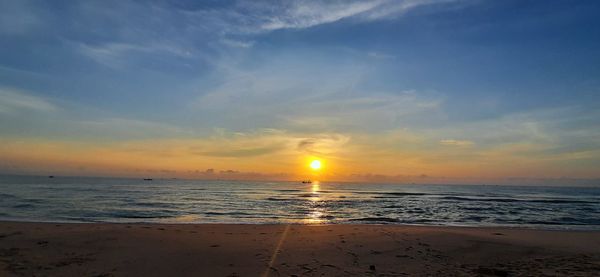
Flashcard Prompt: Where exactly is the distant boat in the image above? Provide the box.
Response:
[143,178,153,181]
[301,180,312,184]
[48,175,54,178]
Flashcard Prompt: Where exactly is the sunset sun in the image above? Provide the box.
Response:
[310,160,322,170]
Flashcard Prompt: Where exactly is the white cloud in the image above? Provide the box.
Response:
[192,54,441,132]
[77,42,193,68]
[361,0,458,21]
[69,117,189,139]
[177,0,462,35]
[259,0,385,30]
[0,87,195,140]
[439,139,474,146]
[55,0,464,69]
[0,88,57,114]
[220,39,255,48]
[233,0,460,32]
[367,51,397,59]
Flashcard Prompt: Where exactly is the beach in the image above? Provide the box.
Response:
[1,222,599,276]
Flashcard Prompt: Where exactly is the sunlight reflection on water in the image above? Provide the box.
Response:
[304,182,324,224]
[2,176,600,229]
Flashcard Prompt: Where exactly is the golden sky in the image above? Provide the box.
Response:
[1,127,598,185]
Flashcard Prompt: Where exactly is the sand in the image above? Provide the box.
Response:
[1,222,600,276]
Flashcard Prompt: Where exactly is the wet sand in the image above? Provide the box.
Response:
[1,221,600,276]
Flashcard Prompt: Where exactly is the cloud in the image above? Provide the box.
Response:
[439,139,474,146]
[240,0,459,31]
[193,52,441,132]
[185,129,350,159]
[0,88,57,114]
[367,51,396,59]
[1,122,598,182]
[360,0,459,21]
[296,135,350,155]
[0,87,193,141]
[430,105,600,158]
[220,39,255,48]
[77,42,193,69]
[194,145,284,157]
[258,1,385,30]
[70,118,189,140]
[0,0,40,35]
[7,0,465,72]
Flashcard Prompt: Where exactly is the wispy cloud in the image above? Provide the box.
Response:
[367,51,397,60]
[192,52,441,132]
[258,1,385,30]
[0,0,40,35]
[242,0,459,31]
[194,146,283,157]
[0,88,57,114]
[296,134,350,156]
[220,39,255,49]
[77,42,194,68]
[439,139,474,146]
[18,0,465,70]
[360,0,460,21]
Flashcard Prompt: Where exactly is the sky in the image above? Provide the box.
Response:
[0,0,599,185]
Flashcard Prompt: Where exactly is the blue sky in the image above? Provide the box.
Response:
[0,0,599,184]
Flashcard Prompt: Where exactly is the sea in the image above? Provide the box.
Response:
[1,175,599,230]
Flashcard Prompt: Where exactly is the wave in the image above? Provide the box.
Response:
[348,217,440,224]
[297,193,318,198]
[133,202,178,208]
[383,192,428,196]
[349,217,400,223]
[463,216,488,222]
[440,196,518,202]
[22,198,46,204]
[12,204,35,208]
[439,196,596,204]
[74,209,179,219]
[205,211,253,216]
[528,199,597,204]
[364,191,429,197]
[266,197,293,201]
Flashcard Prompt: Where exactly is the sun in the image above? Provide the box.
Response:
[310,159,322,170]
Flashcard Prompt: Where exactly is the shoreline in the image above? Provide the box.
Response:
[2,218,600,232]
[2,221,600,276]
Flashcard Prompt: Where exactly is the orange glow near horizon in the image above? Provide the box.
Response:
[1,137,598,185]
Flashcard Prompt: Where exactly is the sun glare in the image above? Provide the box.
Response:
[310,160,322,170]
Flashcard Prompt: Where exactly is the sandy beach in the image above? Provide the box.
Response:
[0,222,599,276]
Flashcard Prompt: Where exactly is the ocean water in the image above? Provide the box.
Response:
[1,175,599,230]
